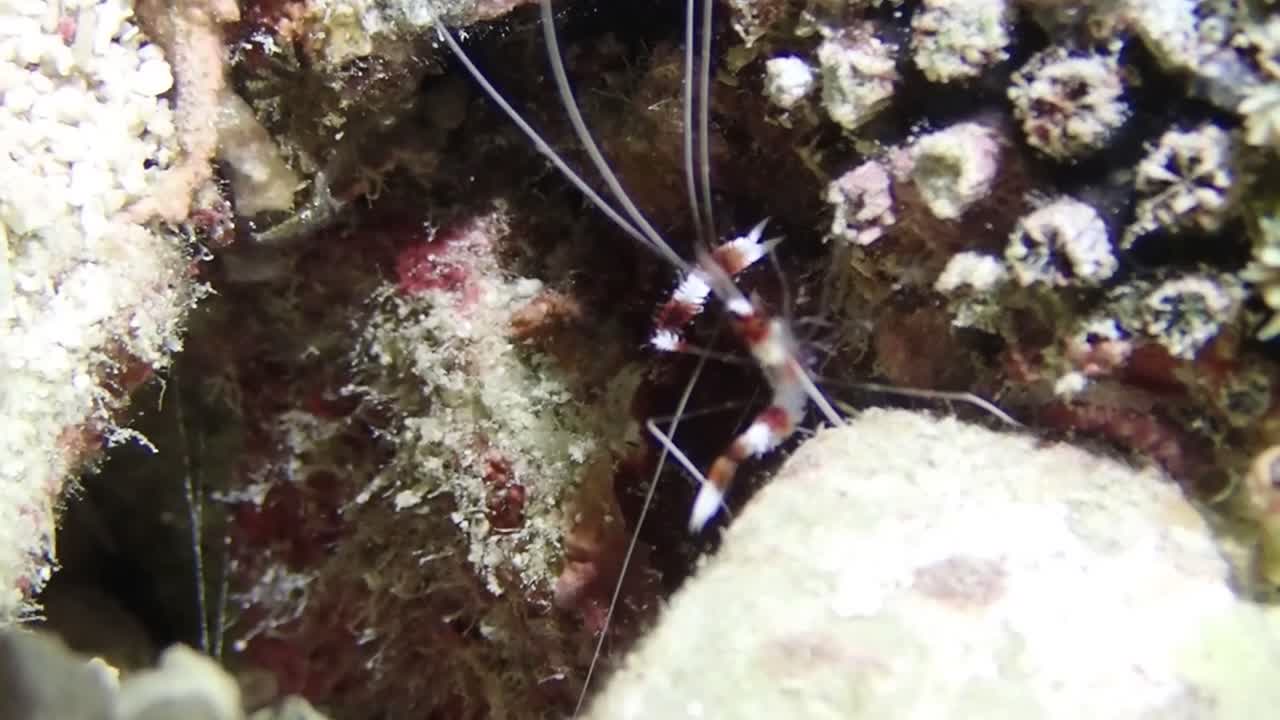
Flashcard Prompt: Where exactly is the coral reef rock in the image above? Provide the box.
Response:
[585,410,1280,720]
[0,0,202,621]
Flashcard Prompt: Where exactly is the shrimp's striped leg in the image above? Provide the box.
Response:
[689,403,801,531]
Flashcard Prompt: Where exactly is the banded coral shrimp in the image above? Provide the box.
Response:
[435,0,842,517]
[428,0,1022,710]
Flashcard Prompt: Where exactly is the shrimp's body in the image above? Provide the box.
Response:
[646,217,831,528]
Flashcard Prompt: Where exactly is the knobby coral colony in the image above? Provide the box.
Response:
[16,0,1280,717]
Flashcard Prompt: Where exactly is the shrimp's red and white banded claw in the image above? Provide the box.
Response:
[649,218,779,353]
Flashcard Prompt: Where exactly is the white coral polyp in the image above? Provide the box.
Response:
[1124,124,1236,248]
[911,0,1011,83]
[909,122,1001,221]
[817,25,898,131]
[1008,48,1128,161]
[826,160,895,246]
[1006,198,1116,287]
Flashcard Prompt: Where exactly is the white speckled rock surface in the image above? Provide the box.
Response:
[586,409,1280,720]
[0,0,201,621]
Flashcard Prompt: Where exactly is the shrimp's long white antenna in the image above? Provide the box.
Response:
[829,382,1022,427]
[696,0,715,242]
[174,364,209,653]
[796,358,843,426]
[537,0,689,272]
[429,13,689,272]
[645,416,732,517]
[682,0,704,247]
[573,325,721,716]
[682,0,717,247]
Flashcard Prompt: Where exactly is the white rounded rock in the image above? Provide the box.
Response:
[586,409,1280,720]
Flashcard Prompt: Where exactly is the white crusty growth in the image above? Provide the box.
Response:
[763,56,815,110]
[935,251,1009,294]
